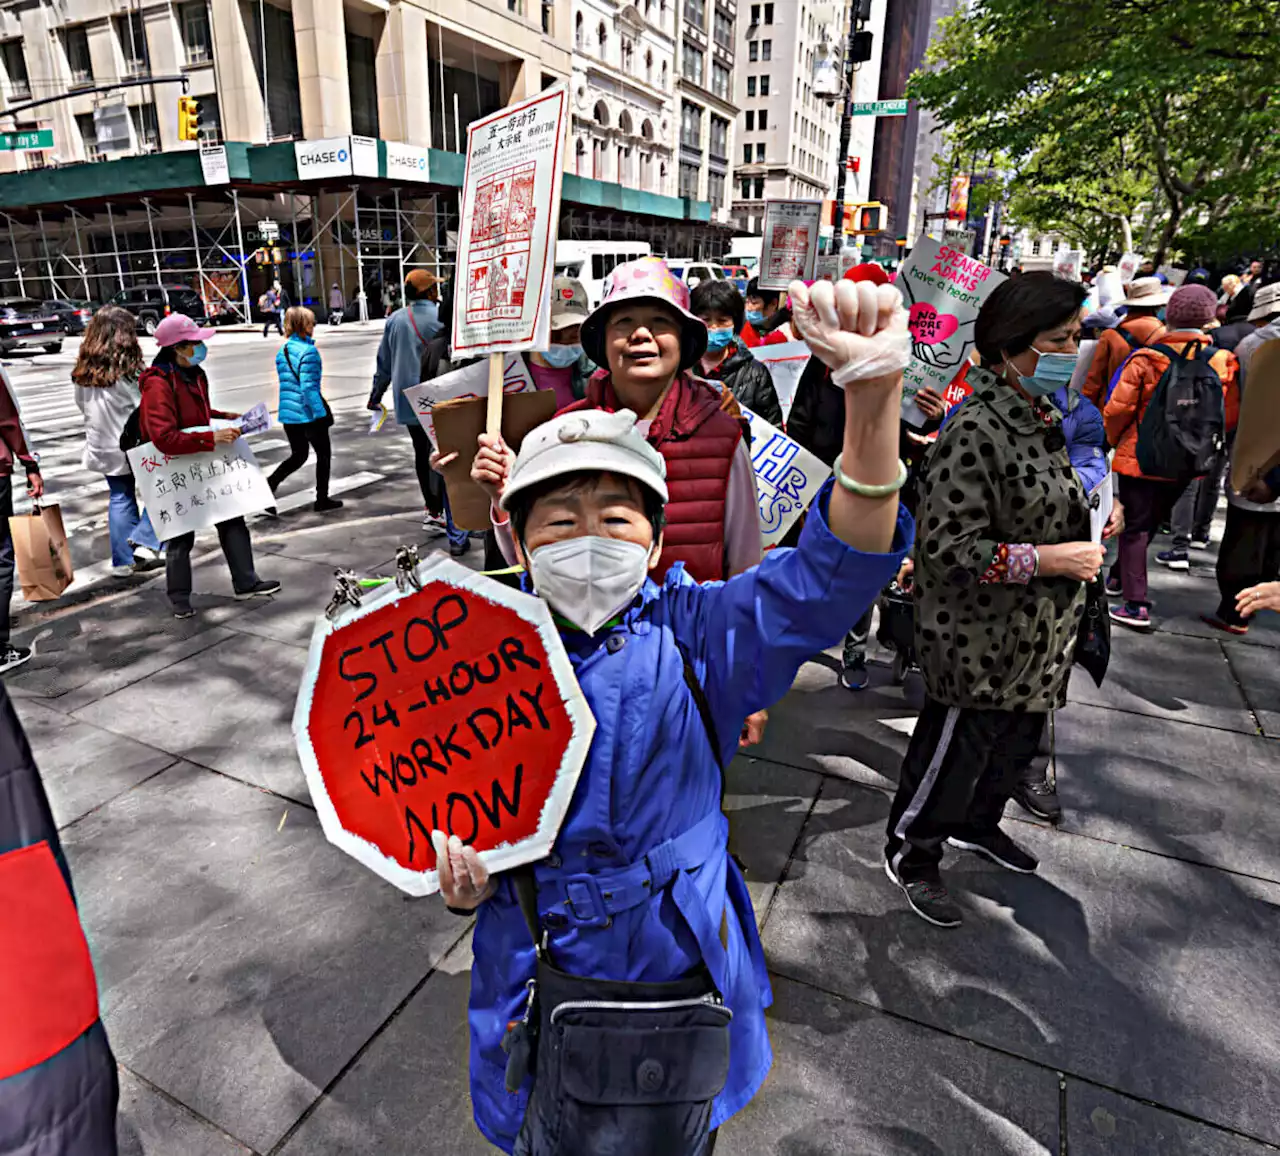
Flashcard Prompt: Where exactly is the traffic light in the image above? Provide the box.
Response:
[895,235,908,248]
[855,202,886,234]
[178,96,203,142]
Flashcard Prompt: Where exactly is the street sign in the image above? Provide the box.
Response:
[849,99,908,117]
[0,129,53,152]
[258,218,280,241]
[294,555,596,896]
[94,102,131,154]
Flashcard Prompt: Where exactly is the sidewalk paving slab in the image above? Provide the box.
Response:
[1052,702,1280,883]
[1222,640,1280,739]
[62,761,467,1155]
[761,777,1280,1146]
[72,630,312,802]
[116,1068,252,1156]
[13,698,175,828]
[1066,1081,1277,1156]
[721,975,1060,1155]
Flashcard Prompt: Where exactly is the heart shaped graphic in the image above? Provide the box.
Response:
[909,303,960,345]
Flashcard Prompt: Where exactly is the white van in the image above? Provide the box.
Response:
[665,260,728,291]
[554,241,652,309]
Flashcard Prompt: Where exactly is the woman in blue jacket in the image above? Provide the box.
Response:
[268,307,342,512]
[438,277,915,1154]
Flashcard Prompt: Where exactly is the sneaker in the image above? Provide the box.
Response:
[234,579,282,600]
[1156,548,1189,571]
[840,635,870,690]
[313,497,344,513]
[947,830,1039,874]
[261,506,280,519]
[1013,776,1063,823]
[1104,575,1123,599]
[448,538,471,558]
[1155,522,1172,537]
[1109,602,1151,630]
[1200,613,1248,636]
[172,605,196,620]
[883,859,962,928]
[1189,536,1211,550]
[423,510,448,534]
[0,644,32,674]
[131,545,165,573]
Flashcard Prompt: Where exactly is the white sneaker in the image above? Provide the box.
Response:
[422,511,448,534]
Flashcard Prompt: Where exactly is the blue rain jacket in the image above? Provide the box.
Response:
[468,482,914,1151]
[274,335,326,425]
[369,301,443,425]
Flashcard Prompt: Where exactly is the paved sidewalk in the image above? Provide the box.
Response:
[9,471,1279,1155]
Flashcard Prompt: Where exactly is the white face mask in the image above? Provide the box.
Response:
[527,536,652,635]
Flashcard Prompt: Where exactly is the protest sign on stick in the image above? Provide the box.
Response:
[295,555,595,896]
[128,437,273,540]
[1118,253,1143,284]
[747,341,809,423]
[1053,250,1084,281]
[403,354,536,445]
[896,235,1007,427]
[759,200,822,290]
[740,405,832,547]
[1230,339,1280,494]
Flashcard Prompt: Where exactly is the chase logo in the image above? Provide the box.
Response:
[300,148,346,166]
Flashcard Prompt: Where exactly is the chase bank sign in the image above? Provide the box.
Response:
[294,135,379,182]
[385,143,431,183]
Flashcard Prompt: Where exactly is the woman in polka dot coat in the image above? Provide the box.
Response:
[883,273,1118,929]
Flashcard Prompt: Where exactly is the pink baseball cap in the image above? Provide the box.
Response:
[580,257,708,371]
[153,313,216,348]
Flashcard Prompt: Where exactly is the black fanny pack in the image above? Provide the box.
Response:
[506,654,732,1156]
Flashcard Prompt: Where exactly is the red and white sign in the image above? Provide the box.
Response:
[294,555,595,896]
[452,84,569,358]
[760,199,822,290]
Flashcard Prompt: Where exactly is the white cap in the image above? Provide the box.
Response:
[1248,282,1280,322]
[500,409,668,511]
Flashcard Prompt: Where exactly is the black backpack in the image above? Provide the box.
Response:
[1133,342,1225,480]
[119,366,179,453]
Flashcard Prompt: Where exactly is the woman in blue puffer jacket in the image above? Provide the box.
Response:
[268,307,342,512]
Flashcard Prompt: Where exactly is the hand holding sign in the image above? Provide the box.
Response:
[471,432,514,506]
[431,830,496,908]
[788,278,911,387]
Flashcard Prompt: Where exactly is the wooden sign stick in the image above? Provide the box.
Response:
[486,352,504,438]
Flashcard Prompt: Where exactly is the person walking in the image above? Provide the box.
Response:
[1081,276,1169,408]
[71,305,165,573]
[0,365,42,673]
[141,315,280,619]
[884,272,1108,929]
[267,307,342,513]
[328,282,344,326]
[690,278,783,425]
[260,280,287,337]
[368,269,470,555]
[1104,284,1239,628]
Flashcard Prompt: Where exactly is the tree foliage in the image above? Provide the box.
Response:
[909,0,1280,265]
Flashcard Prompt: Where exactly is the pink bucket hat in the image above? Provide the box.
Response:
[153,313,215,347]
[580,257,708,371]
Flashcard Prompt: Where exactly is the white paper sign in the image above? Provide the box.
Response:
[452,85,569,358]
[1054,250,1085,281]
[351,134,379,178]
[814,255,839,282]
[213,401,270,436]
[129,438,274,541]
[741,405,832,547]
[1117,253,1142,284]
[1069,340,1097,393]
[897,235,1007,427]
[760,200,822,290]
[402,354,536,445]
[749,340,810,423]
[1089,472,1114,544]
[200,144,229,185]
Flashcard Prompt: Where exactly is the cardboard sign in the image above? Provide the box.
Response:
[294,555,596,896]
[128,438,274,541]
[1053,250,1084,281]
[740,405,832,547]
[402,354,536,445]
[760,200,822,290]
[452,85,569,358]
[748,340,810,423]
[1118,253,1142,284]
[897,235,1006,427]
[433,390,559,530]
[1230,338,1280,494]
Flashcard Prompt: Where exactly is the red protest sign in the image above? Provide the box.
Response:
[294,557,595,895]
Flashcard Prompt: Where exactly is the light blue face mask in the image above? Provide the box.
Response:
[186,342,208,366]
[704,327,734,351]
[745,309,765,327]
[540,343,581,368]
[1017,345,1077,397]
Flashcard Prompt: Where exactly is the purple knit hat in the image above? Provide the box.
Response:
[1164,284,1218,329]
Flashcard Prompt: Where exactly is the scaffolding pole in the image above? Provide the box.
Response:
[106,203,126,292]
[6,216,24,296]
[230,190,251,323]
[69,208,91,301]
[37,211,56,298]
[394,187,406,292]
[289,194,302,305]
[352,185,367,321]
[187,193,208,318]
[312,194,328,319]
[143,199,164,287]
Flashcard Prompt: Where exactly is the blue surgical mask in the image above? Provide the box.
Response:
[705,327,734,351]
[1156,307,1167,322]
[745,309,765,326]
[1017,345,1077,397]
[186,342,208,366]
[540,343,582,368]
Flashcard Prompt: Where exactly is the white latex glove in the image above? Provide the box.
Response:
[432,830,496,909]
[788,278,911,386]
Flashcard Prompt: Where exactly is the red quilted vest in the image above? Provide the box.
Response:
[562,371,743,582]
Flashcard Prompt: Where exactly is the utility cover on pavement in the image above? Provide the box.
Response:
[294,554,595,896]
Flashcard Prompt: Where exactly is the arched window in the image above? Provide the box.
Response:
[618,109,634,135]
[575,12,583,48]
[597,21,607,54]
[593,100,609,128]
[660,60,668,88]
[641,118,654,141]
[576,138,587,177]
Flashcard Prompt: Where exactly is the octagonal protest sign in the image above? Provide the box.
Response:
[293,554,595,896]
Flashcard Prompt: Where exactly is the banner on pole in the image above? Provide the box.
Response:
[759,200,822,290]
[128,438,274,541]
[452,85,569,358]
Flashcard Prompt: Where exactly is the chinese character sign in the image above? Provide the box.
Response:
[452,85,569,358]
[1054,250,1084,282]
[740,405,833,547]
[402,354,536,445]
[760,200,822,290]
[897,235,1007,427]
[128,437,274,541]
[294,556,596,896]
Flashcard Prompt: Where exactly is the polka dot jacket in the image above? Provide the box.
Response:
[913,367,1092,712]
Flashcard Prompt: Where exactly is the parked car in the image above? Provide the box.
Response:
[42,298,98,335]
[0,298,64,354]
[665,261,728,291]
[722,265,750,293]
[107,283,206,336]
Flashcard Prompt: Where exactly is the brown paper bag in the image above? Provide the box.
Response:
[1231,338,1280,494]
[9,504,74,602]
[433,390,559,530]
